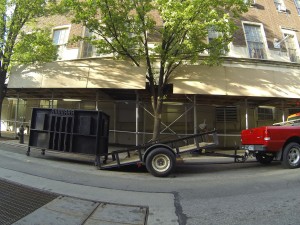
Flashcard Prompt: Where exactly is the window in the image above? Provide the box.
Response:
[81,27,114,58]
[257,107,274,121]
[208,27,226,55]
[52,27,69,59]
[274,0,287,12]
[294,0,300,15]
[243,24,267,59]
[81,29,101,58]
[216,107,237,122]
[281,29,300,63]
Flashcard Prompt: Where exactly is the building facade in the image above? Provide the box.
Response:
[5,0,300,148]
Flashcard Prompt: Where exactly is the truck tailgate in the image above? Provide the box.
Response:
[241,127,266,145]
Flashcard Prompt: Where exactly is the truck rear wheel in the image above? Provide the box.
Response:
[255,153,273,164]
[282,142,300,169]
[145,148,176,177]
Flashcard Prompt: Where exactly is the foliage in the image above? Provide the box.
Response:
[11,29,58,64]
[0,0,61,136]
[64,0,249,139]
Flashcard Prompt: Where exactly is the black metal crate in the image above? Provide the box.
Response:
[28,108,109,156]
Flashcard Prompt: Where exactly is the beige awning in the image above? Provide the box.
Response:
[171,62,300,98]
[8,58,146,89]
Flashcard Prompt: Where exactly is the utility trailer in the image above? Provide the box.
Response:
[27,108,247,177]
[97,130,247,177]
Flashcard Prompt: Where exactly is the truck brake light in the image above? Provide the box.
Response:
[264,128,270,141]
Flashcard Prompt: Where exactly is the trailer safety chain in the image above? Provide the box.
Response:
[235,150,249,163]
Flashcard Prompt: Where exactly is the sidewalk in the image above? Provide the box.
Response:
[0,136,177,225]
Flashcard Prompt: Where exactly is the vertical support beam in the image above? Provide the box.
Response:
[114,102,117,143]
[193,95,197,134]
[185,105,188,135]
[14,92,20,137]
[51,90,54,108]
[281,100,285,122]
[245,99,249,129]
[136,92,139,146]
[95,91,99,111]
[143,104,146,143]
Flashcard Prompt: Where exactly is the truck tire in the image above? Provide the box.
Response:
[145,148,176,177]
[282,142,300,169]
[255,153,273,164]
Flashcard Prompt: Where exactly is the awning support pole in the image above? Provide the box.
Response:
[136,92,139,146]
[245,99,248,130]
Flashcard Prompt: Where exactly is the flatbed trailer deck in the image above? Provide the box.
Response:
[98,129,247,177]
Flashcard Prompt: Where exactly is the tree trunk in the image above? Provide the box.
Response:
[152,112,161,141]
[152,98,163,141]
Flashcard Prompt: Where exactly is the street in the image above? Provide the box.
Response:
[0,141,300,225]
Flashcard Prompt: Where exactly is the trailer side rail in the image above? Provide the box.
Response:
[99,129,218,169]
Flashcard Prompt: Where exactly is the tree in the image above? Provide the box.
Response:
[0,0,59,136]
[64,0,248,140]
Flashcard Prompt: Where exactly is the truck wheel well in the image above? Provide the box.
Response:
[284,137,300,148]
[281,137,300,160]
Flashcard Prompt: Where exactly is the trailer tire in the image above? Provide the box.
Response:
[145,148,175,177]
[282,142,300,169]
[255,153,273,164]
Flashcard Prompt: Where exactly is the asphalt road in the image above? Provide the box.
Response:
[0,142,300,225]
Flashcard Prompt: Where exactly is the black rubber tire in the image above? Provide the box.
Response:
[145,148,176,177]
[255,153,274,164]
[282,142,300,169]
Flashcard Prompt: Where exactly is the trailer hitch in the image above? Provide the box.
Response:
[234,150,249,163]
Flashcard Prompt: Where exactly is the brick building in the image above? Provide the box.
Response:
[4,0,300,148]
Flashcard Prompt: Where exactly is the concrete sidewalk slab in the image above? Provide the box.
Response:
[14,196,148,225]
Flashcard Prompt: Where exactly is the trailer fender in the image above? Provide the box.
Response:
[143,144,175,162]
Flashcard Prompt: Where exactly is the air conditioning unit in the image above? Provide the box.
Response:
[278,4,287,12]
[273,38,281,49]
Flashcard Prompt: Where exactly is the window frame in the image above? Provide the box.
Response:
[281,28,300,63]
[242,22,268,60]
[52,25,70,46]
[257,106,275,121]
[52,25,71,60]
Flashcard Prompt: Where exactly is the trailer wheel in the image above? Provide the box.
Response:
[282,142,300,169]
[255,153,273,164]
[145,148,175,177]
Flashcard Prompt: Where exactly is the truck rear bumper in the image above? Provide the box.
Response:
[241,145,266,151]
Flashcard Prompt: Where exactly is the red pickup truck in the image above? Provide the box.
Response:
[241,113,300,169]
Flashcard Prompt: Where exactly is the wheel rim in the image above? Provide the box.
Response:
[288,147,300,166]
[152,154,171,173]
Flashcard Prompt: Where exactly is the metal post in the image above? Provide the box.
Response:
[185,105,188,135]
[96,91,99,110]
[136,93,139,146]
[14,93,20,138]
[281,100,285,122]
[245,99,249,129]
[51,90,54,108]
[114,102,117,143]
[194,95,197,134]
